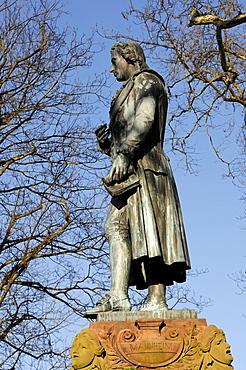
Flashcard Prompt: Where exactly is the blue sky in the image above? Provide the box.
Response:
[62,1,245,368]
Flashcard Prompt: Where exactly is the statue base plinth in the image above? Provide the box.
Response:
[96,309,197,321]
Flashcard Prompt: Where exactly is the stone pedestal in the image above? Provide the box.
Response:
[97,309,197,322]
[70,311,234,370]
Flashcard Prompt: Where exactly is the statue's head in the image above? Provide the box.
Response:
[70,329,105,370]
[110,41,148,81]
[199,325,233,367]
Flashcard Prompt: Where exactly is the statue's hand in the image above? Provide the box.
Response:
[108,153,130,184]
[95,124,111,153]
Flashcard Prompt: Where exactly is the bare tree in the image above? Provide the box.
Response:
[0,0,110,368]
[102,0,246,186]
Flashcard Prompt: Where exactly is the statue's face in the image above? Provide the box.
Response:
[210,332,233,365]
[110,49,134,81]
[70,334,94,370]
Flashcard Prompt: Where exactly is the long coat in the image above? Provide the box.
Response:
[108,70,191,288]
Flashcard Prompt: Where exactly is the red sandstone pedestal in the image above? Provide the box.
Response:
[70,312,234,370]
[90,317,206,369]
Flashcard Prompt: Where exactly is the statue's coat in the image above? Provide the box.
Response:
[107,70,191,288]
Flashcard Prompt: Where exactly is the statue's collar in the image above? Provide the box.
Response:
[110,69,165,119]
[111,69,165,103]
[110,77,134,115]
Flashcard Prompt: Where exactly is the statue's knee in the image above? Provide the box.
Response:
[104,219,113,238]
[104,217,120,238]
[104,218,129,240]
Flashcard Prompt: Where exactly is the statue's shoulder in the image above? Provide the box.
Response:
[134,69,165,86]
[133,70,165,96]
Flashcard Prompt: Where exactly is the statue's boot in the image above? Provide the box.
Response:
[138,283,168,311]
[84,293,131,318]
[84,236,131,318]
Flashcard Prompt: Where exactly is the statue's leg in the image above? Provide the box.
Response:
[138,283,168,311]
[139,260,168,311]
[84,197,131,317]
[105,199,131,301]
[147,283,167,304]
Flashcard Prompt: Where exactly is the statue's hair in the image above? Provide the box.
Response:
[111,41,149,70]
[76,329,105,357]
[199,325,224,353]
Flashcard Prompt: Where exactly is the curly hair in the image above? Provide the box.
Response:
[199,325,224,353]
[71,329,106,370]
[77,329,105,357]
[111,41,149,70]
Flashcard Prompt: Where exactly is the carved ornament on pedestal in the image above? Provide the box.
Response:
[70,319,234,370]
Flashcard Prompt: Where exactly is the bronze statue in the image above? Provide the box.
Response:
[85,41,190,317]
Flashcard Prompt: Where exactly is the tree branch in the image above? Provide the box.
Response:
[189,9,246,29]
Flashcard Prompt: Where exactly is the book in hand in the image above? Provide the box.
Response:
[102,172,140,197]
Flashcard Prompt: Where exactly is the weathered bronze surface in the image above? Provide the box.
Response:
[70,319,234,370]
[85,41,191,317]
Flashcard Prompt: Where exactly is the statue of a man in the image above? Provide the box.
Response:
[85,41,190,317]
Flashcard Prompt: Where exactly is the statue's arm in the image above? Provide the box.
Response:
[107,74,162,184]
[118,74,160,158]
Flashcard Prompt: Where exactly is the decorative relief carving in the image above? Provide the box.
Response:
[70,329,106,370]
[70,320,234,370]
[197,325,234,370]
[115,319,183,367]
